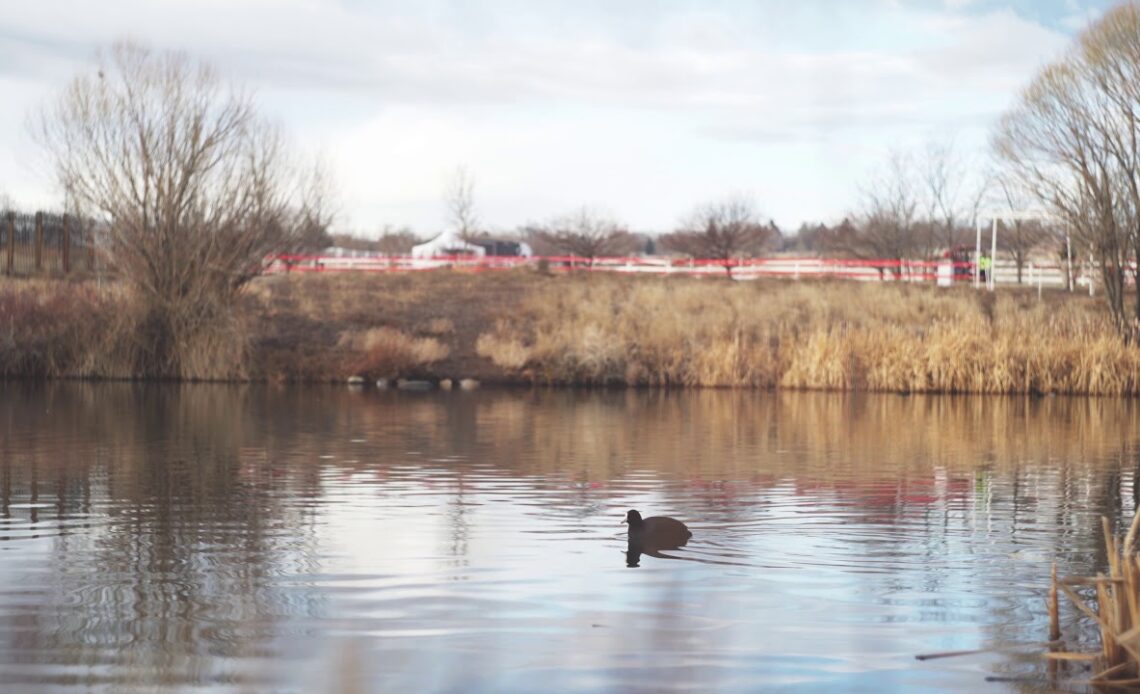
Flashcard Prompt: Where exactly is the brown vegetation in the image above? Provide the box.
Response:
[0,280,113,378]
[4,271,1140,394]
[1044,514,1140,687]
[338,327,449,379]
[474,273,1140,394]
[0,278,249,380]
[244,270,540,382]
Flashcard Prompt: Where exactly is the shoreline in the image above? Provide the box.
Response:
[3,270,1139,396]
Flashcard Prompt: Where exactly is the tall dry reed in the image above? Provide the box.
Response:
[8,271,1140,390]
[475,275,1140,394]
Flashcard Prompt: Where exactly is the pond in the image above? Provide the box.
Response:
[1,384,1137,692]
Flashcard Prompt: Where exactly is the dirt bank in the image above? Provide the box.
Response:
[4,270,1138,394]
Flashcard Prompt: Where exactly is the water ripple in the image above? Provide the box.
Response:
[1,385,1137,691]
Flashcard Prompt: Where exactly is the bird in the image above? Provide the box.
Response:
[624,509,692,541]
[623,509,692,566]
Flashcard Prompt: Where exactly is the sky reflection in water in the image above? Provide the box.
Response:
[0,384,1138,692]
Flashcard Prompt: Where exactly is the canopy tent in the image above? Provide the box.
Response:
[410,230,487,258]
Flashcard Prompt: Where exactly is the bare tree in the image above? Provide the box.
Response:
[921,139,986,252]
[833,143,985,275]
[375,226,421,255]
[660,195,775,276]
[32,41,323,375]
[813,218,859,256]
[328,226,420,254]
[995,5,1140,339]
[839,152,922,276]
[295,157,336,251]
[444,165,479,241]
[329,232,372,252]
[990,176,1054,284]
[273,160,333,278]
[531,207,633,265]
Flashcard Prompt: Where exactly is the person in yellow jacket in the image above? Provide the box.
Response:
[979,253,992,283]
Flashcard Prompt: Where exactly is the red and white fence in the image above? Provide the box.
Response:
[265,254,1080,287]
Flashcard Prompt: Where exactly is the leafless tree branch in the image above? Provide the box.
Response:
[31,41,327,374]
[444,165,479,241]
[660,195,777,276]
[530,207,633,264]
[994,4,1140,339]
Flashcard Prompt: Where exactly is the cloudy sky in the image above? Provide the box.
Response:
[0,0,1116,235]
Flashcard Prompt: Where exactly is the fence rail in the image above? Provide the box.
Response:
[1,211,98,276]
[267,253,1085,288]
[0,218,1089,289]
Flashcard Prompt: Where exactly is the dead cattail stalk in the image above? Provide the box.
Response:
[1092,661,1134,681]
[1043,652,1098,661]
[1047,514,1140,686]
[915,641,1063,661]
[1049,563,1061,642]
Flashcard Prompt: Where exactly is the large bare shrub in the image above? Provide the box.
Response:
[32,41,326,376]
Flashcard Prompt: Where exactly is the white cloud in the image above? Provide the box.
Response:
[0,0,1091,232]
[1059,6,1103,31]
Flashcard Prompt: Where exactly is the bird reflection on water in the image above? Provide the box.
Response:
[623,509,692,567]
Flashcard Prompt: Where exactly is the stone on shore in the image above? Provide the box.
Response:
[396,379,434,391]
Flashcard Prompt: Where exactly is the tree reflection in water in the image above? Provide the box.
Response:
[0,383,324,688]
[0,384,1137,689]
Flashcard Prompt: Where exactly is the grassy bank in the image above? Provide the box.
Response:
[475,273,1140,394]
[3,271,1139,394]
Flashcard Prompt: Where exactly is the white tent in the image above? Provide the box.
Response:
[410,230,487,258]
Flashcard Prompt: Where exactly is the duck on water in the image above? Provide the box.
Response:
[623,509,692,567]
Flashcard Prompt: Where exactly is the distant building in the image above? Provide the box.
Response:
[472,238,533,257]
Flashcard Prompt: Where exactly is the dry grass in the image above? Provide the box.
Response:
[421,317,455,336]
[6,271,1140,390]
[246,269,545,382]
[338,327,449,379]
[474,274,1140,394]
[476,329,530,370]
[0,277,250,381]
[0,278,114,378]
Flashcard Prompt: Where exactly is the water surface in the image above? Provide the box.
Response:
[1,384,1138,692]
